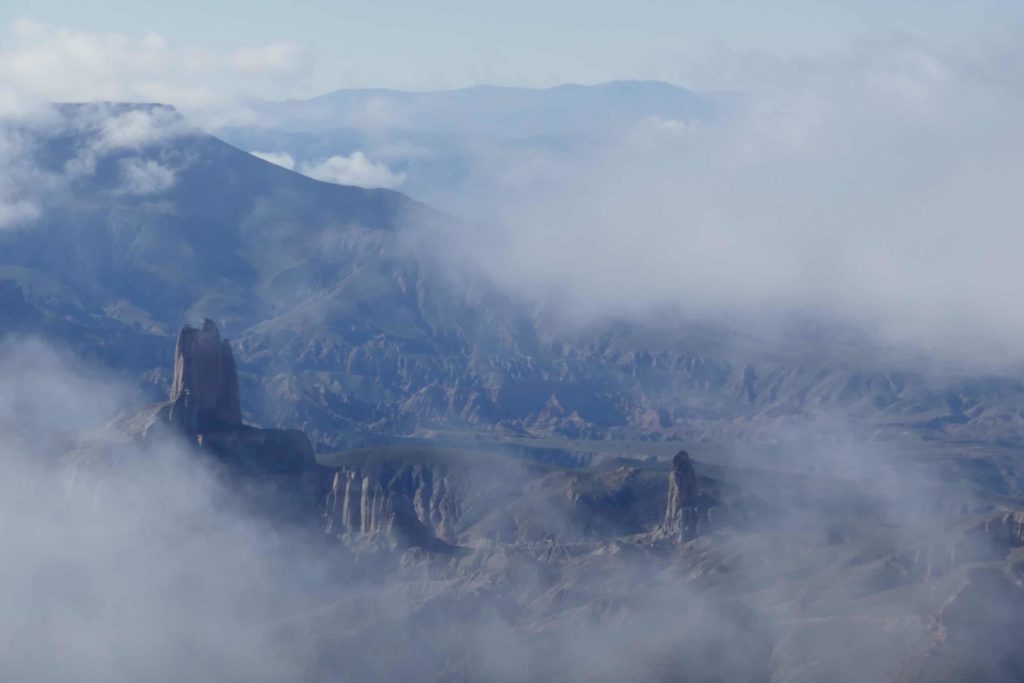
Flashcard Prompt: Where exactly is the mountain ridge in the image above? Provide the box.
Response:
[3,102,1024,449]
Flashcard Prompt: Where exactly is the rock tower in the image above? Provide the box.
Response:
[662,450,701,541]
[169,319,242,431]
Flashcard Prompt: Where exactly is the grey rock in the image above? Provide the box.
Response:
[93,319,328,521]
[169,319,242,431]
[660,450,703,541]
[324,464,459,549]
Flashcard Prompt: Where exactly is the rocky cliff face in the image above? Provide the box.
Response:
[969,509,1024,550]
[320,448,674,549]
[658,450,716,541]
[324,462,460,548]
[663,450,699,537]
[102,319,328,521]
[169,319,242,431]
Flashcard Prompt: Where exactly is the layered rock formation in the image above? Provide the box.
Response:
[324,462,460,548]
[969,509,1024,550]
[319,447,670,549]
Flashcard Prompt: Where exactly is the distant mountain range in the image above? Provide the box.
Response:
[2,99,1024,450]
[216,80,727,209]
[245,80,718,134]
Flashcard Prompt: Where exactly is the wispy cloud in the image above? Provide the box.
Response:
[435,38,1024,362]
[249,150,296,170]
[0,103,193,230]
[118,158,177,195]
[0,19,307,110]
[300,152,407,189]
[250,149,406,189]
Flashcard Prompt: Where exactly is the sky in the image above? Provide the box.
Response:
[0,1,1021,96]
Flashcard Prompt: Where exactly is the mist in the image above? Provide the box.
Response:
[1,335,1019,682]
[405,39,1024,364]
[4,13,1024,682]
[0,339,333,681]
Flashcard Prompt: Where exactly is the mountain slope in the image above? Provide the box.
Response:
[3,102,1024,448]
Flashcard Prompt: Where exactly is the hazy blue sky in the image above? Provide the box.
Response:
[1,0,1020,95]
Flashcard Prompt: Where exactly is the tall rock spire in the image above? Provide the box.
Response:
[662,449,701,541]
[169,319,242,431]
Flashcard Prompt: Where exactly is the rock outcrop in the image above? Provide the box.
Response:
[324,460,461,549]
[169,319,242,431]
[659,450,713,541]
[105,319,327,521]
[968,509,1024,550]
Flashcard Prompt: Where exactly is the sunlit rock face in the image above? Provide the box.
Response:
[169,319,242,432]
[324,463,460,549]
[158,319,317,474]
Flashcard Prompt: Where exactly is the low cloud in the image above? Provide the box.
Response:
[250,150,296,170]
[63,105,194,177]
[249,149,406,188]
[118,158,177,195]
[300,152,406,189]
[0,336,1007,681]
[95,107,190,152]
[0,339,330,682]
[0,103,193,229]
[434,38,1024,362]
[0,115,53,230]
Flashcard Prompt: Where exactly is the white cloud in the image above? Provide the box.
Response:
[0,19,308,110]
[96,107,189,151]
[249,150,296,170]
[60,105,193,178]
[251,149,410,188]
[299,152,406,189]
[0,119,50,230]
[0,339,333,681]
[435,39,1024,361]
[0,103,193,229]
[118,158,177,195]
